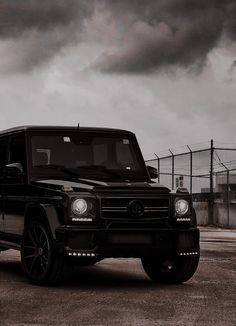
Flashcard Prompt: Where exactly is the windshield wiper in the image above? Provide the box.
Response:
[34,164,123,180]
[34,164,80,177]
[75,165,122,178]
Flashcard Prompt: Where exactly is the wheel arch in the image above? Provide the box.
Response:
[191,207,197,227]
[24,203,61,239]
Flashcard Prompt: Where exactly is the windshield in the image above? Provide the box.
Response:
[30,132,148,181]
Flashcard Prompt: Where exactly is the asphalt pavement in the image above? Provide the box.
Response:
[0,227,236,326]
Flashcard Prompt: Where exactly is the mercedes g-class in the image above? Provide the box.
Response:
[0,126,199,285]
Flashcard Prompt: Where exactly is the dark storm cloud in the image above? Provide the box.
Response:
[0,0,95,72]
[96,17,223,74]
[0,0,236,74]
[95,0,236,74]
[0,0,92,36]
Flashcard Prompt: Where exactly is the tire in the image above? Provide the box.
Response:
[21,220,67,285]
[141,253,200,284]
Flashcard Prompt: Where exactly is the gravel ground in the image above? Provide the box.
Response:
[0,227,236,326]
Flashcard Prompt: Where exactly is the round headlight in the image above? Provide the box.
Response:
[175,199,189,216]
[72,198,88,216]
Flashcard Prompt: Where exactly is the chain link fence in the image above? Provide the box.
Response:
[146,141,236,227]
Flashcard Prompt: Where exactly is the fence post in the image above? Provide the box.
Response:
[187,145,193,194]
[169,149,174,191]
[209,139,214,225]
[154,153,160,183]
[227,170,230,227]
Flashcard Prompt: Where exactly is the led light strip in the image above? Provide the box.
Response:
[67,252,96,257]
[179,252,199,256]
[177,217,191,221]
[72,217,93,222]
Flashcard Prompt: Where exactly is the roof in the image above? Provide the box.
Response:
[0,125,133,135]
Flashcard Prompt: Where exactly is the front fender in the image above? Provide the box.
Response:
[24,203,62,239]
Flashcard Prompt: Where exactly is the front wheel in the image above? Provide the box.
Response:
[21,220,67,285]
[141,253,200,284]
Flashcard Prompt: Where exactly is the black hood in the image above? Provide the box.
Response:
[32,178,170,193]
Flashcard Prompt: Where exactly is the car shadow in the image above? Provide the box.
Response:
[0,259,24,280]
[0,257,194,291]
[66,264,150,289]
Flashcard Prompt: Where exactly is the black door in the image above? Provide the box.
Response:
[0,136,9,233]
[3,132,27,236]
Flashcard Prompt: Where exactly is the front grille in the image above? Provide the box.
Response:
[100,196,169,219]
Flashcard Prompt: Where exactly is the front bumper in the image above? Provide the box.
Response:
[55,225,200,259]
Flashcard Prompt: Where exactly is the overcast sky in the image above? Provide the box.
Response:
[0,0,235,159]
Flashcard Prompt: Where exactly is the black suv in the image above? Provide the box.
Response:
[0,126,199,285]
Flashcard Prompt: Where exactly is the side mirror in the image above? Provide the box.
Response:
[5,163,23,177]
[146,165,158,179]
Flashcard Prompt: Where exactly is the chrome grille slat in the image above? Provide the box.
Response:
[102,209,127,212]
[102,208,168,212]
[102,207,127,209]
[145,207,169,210]
[100,195,169,219]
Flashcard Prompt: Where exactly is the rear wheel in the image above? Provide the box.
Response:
[21,220,67,285]
[141,253,199,284]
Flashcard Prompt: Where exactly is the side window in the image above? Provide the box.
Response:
[9,133,27,171]
[0,137,9,180]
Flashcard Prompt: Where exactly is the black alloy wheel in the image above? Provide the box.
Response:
[21,220,66,285]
